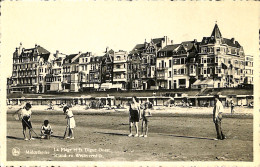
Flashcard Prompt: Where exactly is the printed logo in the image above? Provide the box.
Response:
[12,147,20,156]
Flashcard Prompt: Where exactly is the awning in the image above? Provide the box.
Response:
[192,79,213,86]
[192,80,202,86]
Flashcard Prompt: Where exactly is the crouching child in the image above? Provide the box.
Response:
[41,120,53,139]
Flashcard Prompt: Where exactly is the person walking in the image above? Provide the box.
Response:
[213,95,226,140]
[63,106,76,139]
[128,96,141,137]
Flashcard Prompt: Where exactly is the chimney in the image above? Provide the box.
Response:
[231,38,235,44]
[106,47,109,53]
[55,50,59,58]
[79,51,82,55]
[171,40,173,44]
[194,39,197,43]
[35,44,38,48]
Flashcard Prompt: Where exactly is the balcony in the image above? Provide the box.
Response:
[189,72,196,77]
[157,75,166,80]
[114,59,126,63]
[113,78,127,82]
[157,67,168,71]
[113,68,127,72]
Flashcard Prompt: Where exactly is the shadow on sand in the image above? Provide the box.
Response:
[6,136,24,140]
[94,132,127,136]
[160,134,215,141]
[7,135,65,140]
[7,136,42,140]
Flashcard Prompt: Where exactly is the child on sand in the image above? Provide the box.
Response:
[41,120,53,139]
[139,102,152,137]
[14,103,34,140]
[63,106,76,139]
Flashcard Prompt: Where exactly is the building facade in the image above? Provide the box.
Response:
[8,24,253,94]
[10,43,51,93]
[244,55,253,85]
[195,23,245,88]
[113,50,128,90]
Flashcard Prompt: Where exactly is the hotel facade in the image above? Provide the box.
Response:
[8,24,254,93]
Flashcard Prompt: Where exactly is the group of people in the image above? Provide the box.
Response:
[15,94,226,141]
[128,95,226,140]
[15,103,76,140]
[128,96,152,138]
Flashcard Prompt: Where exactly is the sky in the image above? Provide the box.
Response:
[1,1,259,78]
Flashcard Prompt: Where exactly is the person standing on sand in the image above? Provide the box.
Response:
[230,100,235,115]
[128,96,141,137]
[63,106,76,139]
[139,102,152,137]
[213,95,226,140]
[15,103,34,140]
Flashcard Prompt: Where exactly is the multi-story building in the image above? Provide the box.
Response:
[141,38,168,90]
[127,52,142,90]
[10,43,51,93]
[45,50,67,92]
[101,48,114,84]
[157,44,179,89]
[62,52,81,92]
[8,24,253,94]
[244,55,253,85]
[129,37,169,90]
[78,52,92,91]
[193,23,245,88]
[89,55,102,90]
[113,50,128,90]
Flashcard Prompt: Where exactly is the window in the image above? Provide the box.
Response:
[174,69,177,75]
[169,60,172,68]
[207,68,210,74]
[179,79,186,85]
[181,58,185,64]
[169,71,172,78]
[201,47,207,53]
[180,69,185,74]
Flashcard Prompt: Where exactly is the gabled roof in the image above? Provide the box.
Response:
[151,37,165,47]
[23,45,50,61]
[107,49,114,54]
[159,44,180,52]
[181,41,196,51]
[64,54,78,62]
[222,38,241,48]
[211,23,222,38]
[132,44,145,51]
[152,38,164,44]
[130,44,145,55]
[201,37,215,45]
[36,45,50,55]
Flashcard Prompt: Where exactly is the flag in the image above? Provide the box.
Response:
[230,64,233,70]
[221,63,227,69]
